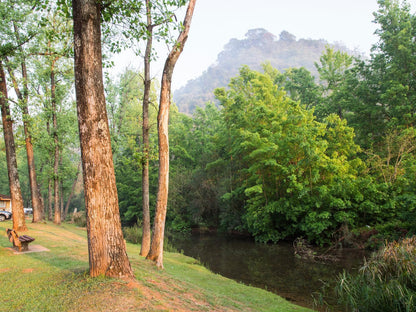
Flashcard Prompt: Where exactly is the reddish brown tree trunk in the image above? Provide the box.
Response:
[6,58,44,223]
[48,180,53,221]
[73,0,134,278]
[0,62,27,231]
[146,0,196,269]
[51,62,61,225]
[140,0,153,258]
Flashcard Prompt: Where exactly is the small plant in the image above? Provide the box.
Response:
[335,236,416,311]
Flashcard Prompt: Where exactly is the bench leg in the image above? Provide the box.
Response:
[21,242,29,251]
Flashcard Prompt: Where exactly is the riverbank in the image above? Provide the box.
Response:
[0,221,312,311]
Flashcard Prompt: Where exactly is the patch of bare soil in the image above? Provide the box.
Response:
[83,276,242,312]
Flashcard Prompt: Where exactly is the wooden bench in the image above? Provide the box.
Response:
[6,229,35,252]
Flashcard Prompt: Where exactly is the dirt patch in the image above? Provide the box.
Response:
[6,244,50,255]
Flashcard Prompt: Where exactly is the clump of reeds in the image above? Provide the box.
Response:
[335,236,416,311]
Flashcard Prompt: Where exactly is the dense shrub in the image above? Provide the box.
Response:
[122,224,142,244]
[335,237,416,311]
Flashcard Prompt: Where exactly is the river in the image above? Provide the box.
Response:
[169,233,367,311]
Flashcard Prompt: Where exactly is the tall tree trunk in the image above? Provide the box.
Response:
[0,62,27,231]
[72,0,134,279]
[60,181,64,220]
[51,62,61,225]
[48,180,53,221]
[63,162,81,221]
[5,56,44,223]
[146,0,196,269]
[8,70,43,222]
[140,0,153,258]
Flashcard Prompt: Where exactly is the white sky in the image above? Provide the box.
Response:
[111,0,416,91]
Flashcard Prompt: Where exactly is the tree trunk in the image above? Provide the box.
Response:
[140,0,153,258]
[72,0,134,279]
[0,62,27,231]
[51,63,61,225]
[63,162,81,221]
[60,181,64,220]
[146,0,196,269]
[5,57,44,223]
[48,180,53,221]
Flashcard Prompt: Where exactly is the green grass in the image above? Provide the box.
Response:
[0,220,312,312]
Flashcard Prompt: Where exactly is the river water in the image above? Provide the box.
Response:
[170,233,367,310]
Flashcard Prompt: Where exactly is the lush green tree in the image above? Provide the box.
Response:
[215,67,367,244]
[267,64,321,110]
[314,46,355,120]
[167,102,223,230]
[345,0,416,145]
[372,0,416,129]
[108,69,159,226]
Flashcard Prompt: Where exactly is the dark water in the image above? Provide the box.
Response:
[170,233,367,310]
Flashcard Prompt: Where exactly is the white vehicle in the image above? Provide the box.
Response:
[24,208,33,215]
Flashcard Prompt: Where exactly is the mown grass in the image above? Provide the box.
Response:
[0,220,312,312]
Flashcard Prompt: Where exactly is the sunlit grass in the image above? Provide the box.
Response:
[0,220,312,311]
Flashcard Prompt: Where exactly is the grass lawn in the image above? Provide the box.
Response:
[0,220,313,311]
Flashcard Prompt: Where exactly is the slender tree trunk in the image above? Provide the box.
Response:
[140,0,153,257]
[63,162,81,221]
[0,62,27,231]
[60,181,64,220]
[48,180,53,221]
[5,57,44,223]
[73,0,134,278]
[147,0,196,269]
[46,108,53,221]
[51,62,61,225]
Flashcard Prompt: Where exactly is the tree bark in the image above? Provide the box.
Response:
[146,0,196,269]
[51,61,61,225]
[7,22,44,222]
[0,62,27,231]
[73,0,134,279]
[48,180,53,221]
[140,0,153,258]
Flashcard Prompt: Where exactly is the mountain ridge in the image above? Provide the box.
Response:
[173,28,350,114]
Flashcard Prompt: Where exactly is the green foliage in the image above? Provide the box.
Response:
[168,102,225,231]
[214,66,366,244]
[108,68,159,226]
[122,223,143,244]
[335,237,416,312]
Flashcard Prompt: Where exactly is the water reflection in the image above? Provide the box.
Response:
[170,233,367,310]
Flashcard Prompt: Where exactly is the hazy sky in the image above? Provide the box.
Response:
[113,0,416,91]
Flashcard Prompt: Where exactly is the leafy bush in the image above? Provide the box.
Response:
[335,237,416,311]
[122,225,178,252]
[122,224,142,244]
